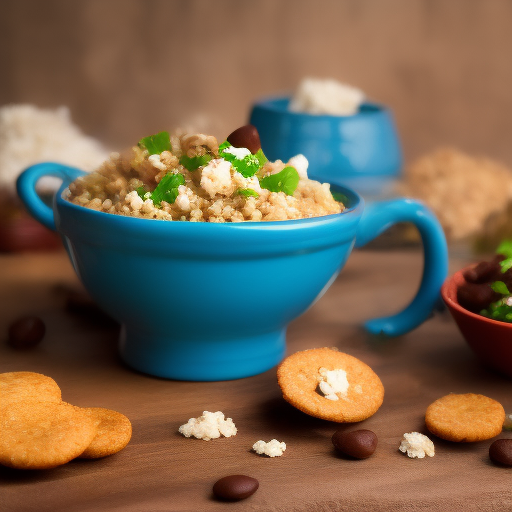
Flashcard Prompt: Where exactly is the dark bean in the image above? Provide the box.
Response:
[489,439,512,466]
[212,475,259,501]
[226,125,261,154]
[8,316,45,349]
[463,260,501,284]
[456,282,499,312]
[332,429,378,459]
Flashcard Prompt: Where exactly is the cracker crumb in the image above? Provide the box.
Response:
[178,411,237,441]
[252,439,286,457]
[399,432,435,459]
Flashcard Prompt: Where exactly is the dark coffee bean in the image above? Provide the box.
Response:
[226,125,261,154]
[456,282,499,313]
[489,439,512,466]
[212,475,259,501]
[8,316,45,349]
[332,429,378,459]
[463,260,501,284]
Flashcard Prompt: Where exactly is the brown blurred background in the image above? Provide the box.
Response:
[1,0,511,165]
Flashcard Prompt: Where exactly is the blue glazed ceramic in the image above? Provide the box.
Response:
[249,96,403,197]
[17,163,448,381]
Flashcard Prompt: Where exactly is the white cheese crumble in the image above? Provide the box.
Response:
[289,78,365,116]
[287,154,309,179]
[252,439,286,457]
[222,146,251,159]
[148,153,167,171]
[125,190,144,211]
[318,367,349,401]
[178,411,237,441]
[200,158,233,198]
[175,185,191,211]
[233,172,262,193]
[399,432,435,459]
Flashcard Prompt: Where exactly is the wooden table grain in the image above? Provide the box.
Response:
[1,249,511,512]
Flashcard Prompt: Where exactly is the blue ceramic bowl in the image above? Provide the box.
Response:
[17,163,447,381]
[249,96,403,197]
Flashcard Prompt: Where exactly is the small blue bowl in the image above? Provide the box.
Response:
[249,96,403,197]
[17,163,447,381]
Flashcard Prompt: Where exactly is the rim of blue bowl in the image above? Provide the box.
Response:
[55,182,364,257]
[251,95,389,119]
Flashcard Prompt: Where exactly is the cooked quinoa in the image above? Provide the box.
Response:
[66,128,344,222]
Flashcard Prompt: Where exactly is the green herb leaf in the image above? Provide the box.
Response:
[151,173,185,206]
[259,166,300,196]
[491,281,510,295]
[500,257,512,274]
[496,239,512,259]
[218,141,231,152]
[138,131,171,156]
[331,191,349,204]
[136,186,148,200]
[480,297,512,322]
[180,154,212,171]
[219,141,262,177]
[255,148,268,167]
[236,188,259,198]
[233,154,261,178]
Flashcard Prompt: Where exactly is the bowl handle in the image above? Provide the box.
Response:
[16,163,86,231]
[354,198,448,336]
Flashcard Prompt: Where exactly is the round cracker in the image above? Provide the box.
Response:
[78,407,132,459]
[0,372,62,405]
[277,347,384,422]
[0,400,99,469]
[425,393,505,442]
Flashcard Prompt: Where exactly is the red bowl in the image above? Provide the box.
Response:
[441,269,512,378]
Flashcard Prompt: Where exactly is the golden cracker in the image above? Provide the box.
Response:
[79,407,132,459]
[425,393,505,442]
[277,347,384,423]
[0,371,62,405]
[0,400,99,469]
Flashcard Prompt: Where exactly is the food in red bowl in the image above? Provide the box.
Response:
[441,252,512,378]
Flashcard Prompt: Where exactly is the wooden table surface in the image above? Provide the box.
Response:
[1,248,511,512]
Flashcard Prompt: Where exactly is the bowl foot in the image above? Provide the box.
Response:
[118,327,287,381]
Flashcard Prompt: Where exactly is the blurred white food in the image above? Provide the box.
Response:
[0,104,109,194]
[398,148,512,242]
[289,78,365,116]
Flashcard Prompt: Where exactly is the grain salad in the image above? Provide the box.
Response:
[66,125,344,222]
